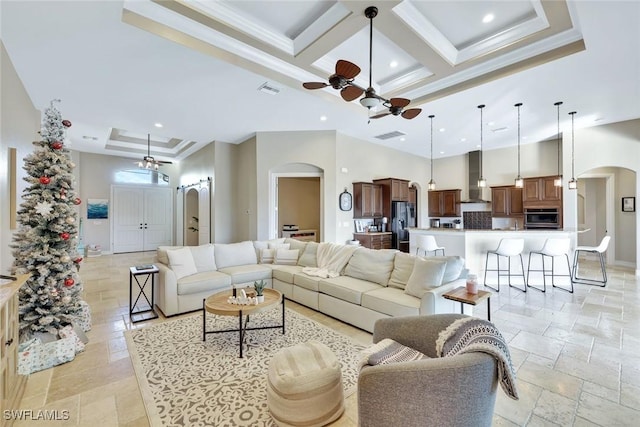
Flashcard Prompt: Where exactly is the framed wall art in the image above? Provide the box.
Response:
[622,197,635,212]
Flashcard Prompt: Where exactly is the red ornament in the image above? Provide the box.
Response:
[39,176,51,185]
[60,232,70,241]
[64,278,75,287]
[73,197,82,205]
[62,119,72,128]
[74,257,83,264]
[51,141,63,150]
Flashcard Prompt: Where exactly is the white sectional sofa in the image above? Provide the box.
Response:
[154,238,469,333]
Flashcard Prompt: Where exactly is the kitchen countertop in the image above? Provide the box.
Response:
[353,232,392,235]
[409,228,580,233]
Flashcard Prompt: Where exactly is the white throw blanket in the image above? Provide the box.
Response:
[302,242,359,278]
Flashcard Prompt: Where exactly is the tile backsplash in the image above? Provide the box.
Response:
[463,211,492,229]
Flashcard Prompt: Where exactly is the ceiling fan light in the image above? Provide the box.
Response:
[154,163,159,171]
[138,161,143,168]
[360,95,379,108]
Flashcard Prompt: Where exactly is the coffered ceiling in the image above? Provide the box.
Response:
[1,1,639,162]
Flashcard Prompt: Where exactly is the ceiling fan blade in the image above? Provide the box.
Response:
[341,85,363,102]
[336,60,361,79]
[370,111,391,119]
[401,108,422,120]
[389,98,411,108]
[303,82,328,90]
[157,160,173,164]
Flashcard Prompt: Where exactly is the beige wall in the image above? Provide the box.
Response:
[0,42,40,272]
[278,177,320,239]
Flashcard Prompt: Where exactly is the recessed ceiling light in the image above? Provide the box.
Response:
[522,136,528,139]
[154,123,163,128]
[487,121,495,126]
[399,137,406,141]
[460,137,467,142]
[476,144,481,148]
[439,151,445,155]
[439,128,446,132]
[389,60,398,68]
[320,115,327,121]
[482,13,494,24]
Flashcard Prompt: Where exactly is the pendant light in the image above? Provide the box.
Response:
[477,104,487,188]
[428,114,436,191]
[568,111,578,189]
[554,101,563,187]
[514,103,523,188]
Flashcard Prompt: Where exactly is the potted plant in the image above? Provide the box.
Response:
[254,280,266,303]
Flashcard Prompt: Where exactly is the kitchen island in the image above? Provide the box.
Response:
[409,228,577,284]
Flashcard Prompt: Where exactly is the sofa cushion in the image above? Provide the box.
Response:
[217,264,272,284]
[176,271,232,296]
[270,265,304,283]
[344,248,396,286]
[274,249,299,265]
[318,276,382,305]
[361,287,420,317]
[269,242,290,250]
[388,252,416,290]
[157,245,183,265]
[215,241,257,269]
[404,258,448,298]
[190,244,216,272]
[167,247,198,280]
[297,242,318,268]
[423,255,465,283]
[284,238,308,254]
[254,238,286,258]
[293,272,322,292]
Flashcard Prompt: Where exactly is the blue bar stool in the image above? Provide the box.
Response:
[526,238,573,293]
[484,238,526,292]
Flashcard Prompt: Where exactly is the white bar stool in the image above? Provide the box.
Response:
[572,235,610,287]
[526,238,573,293]
[484,238,526,292]
[415,235,445,256]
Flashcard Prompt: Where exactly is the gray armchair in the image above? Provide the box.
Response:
[358,314,498,427]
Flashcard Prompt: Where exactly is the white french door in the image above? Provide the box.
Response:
[112,186,172,253]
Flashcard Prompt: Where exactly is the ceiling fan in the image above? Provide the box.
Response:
[137,133,172,170]
[302,6,421,120]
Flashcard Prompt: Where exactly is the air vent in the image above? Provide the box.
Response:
[257,82,281,95]
[374,131,406,140]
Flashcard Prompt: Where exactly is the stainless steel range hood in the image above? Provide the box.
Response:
[462,151,490,203]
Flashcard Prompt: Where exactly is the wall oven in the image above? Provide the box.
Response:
[524,208,560,229]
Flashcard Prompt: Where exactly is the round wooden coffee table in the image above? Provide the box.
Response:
[202,287,285,358]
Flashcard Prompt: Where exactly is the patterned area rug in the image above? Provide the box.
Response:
[125,307,367,427]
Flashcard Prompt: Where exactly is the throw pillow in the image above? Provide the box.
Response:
[215,241,257,269]
[260,248,275,264]
[297,241,318,267]
[189,244,216,272]
[274,248,299,265]
[388,252,416,290]
[268,242,290,250]
[359,338,429,369]
[284,238,308,252]
[423,255,465,283]
[167,247,198,280]
[253,238,286,258]
[344,248,397,286]
[404,258,448,298]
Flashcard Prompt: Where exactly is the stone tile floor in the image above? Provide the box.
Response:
[14,252,639,426]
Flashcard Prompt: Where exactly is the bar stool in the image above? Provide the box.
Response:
[526,238,573,293]
[484,238,526,292]
[415,235,445,256]
[572,235,610,287]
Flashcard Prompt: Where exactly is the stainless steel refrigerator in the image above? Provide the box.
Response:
[391,202,416,252]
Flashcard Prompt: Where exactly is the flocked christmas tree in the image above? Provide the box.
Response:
[11,100,91,340]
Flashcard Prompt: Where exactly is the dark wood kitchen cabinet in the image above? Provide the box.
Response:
[523,176,561,203]
[428,189,461,217]
[373,178,410,202]
[353,232,392,249]
[491,186,523,217]
[353,182,383,218]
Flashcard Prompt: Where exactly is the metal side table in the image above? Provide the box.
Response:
[129,265,159,322]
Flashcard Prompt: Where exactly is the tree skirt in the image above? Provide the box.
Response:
[125,308,367,427]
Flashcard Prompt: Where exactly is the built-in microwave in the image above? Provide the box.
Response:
[524,208,560,229]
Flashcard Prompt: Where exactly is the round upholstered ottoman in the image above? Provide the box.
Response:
[267,340,344,427]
